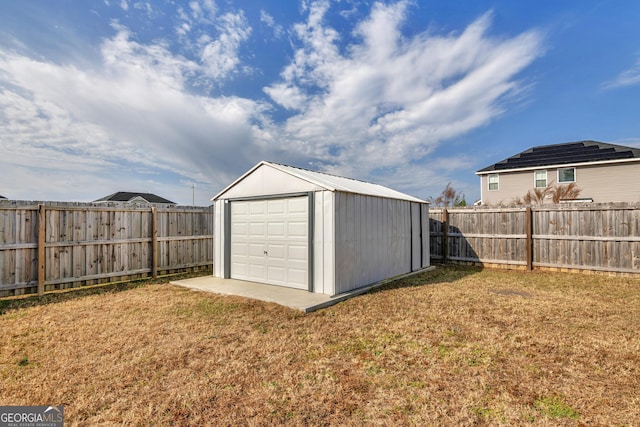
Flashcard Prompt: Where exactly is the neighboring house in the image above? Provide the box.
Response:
[0,195,6,200]
[94,192,176,206]
[476,140,640,205]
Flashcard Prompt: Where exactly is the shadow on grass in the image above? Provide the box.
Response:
[370,263,483,294]
[0,269,212,315]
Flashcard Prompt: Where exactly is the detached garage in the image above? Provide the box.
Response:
[212,161,429,297]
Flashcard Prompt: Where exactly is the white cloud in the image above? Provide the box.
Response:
[260,10,284,38]
[0,0,544,203]
[0,26,268,203]
[173,1,251,84]
[199,12,251,81]
[188,0,217,24]
[133,1,152,17]
[264,1,543,195]
[263,83,307,110]
[602,56,640,89]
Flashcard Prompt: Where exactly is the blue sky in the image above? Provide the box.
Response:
[1,0,639,205]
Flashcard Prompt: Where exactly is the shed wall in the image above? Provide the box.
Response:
[215,190,429,296]
[213,199,225,278]
[333,193,427,295]
[312,191,335,295]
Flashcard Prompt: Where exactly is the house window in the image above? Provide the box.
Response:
[534,170,547,188]
[488,174,499,191]
[558,167,576,183]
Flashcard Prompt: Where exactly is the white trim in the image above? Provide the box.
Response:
[487,173,499,191]
[213,161,426,203]
[476,157,640,175]
[534,170,547,188]
[557,167,576,183]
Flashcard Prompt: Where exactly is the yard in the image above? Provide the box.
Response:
[1,266,638,426]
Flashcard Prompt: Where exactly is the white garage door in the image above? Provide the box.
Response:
[230,196,309,289]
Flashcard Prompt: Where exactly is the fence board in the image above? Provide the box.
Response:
[430,203,640,275]
[0,202,213,297]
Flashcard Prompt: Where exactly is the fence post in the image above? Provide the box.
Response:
[525,206,533,271]
[37,204,46,295]
[151,207,158,278]
[442,208,449,264]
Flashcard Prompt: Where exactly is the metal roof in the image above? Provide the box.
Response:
[477,140,640,173]
[213,161,426,203]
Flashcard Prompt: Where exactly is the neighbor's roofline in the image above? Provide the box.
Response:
[475,157,640,175]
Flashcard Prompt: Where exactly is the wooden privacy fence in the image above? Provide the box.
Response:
[430,203,640,274]
[0,202,213,297]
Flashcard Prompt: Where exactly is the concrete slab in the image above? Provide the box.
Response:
[171,266,435,313]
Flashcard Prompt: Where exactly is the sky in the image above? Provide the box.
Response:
[1,0,639,206]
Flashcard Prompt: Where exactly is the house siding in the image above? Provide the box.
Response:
[480,162,640,205]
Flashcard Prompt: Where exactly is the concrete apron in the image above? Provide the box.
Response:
[171,266,435,313]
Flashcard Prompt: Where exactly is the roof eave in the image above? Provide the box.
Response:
[267,162,338,192]
[476,157,640,175]
[211,161,336,201]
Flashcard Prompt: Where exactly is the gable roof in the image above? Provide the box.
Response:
[0,195,6,199]
[477,140,640,174]
[213,161,426,203]
[94,192,175,204]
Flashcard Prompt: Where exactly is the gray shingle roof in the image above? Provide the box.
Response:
[94,192,175,204]
[477,140,640,173]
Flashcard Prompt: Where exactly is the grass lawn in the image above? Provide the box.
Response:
[1,266,639,426]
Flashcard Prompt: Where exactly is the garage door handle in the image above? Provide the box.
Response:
[264,250,268,256]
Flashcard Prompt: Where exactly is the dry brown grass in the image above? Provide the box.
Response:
[1,266,639,426]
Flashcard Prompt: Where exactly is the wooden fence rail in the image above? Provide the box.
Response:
[0,202,213,297]
[430,203,640,274]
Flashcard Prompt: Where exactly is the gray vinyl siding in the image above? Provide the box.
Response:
[480,162,640,205]
[333,193,428,295]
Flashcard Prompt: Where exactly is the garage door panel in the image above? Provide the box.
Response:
[287,269,307,287]
[233,202,249,215]
[267,266,286,282]
[231,261,248,278]
[249,201,266,215]
[231,196,309,290]
[287,197,307,213]
[231,242,248,256]
[232,223,248,237]
[288,244,307,261]
[249,222,265,237]
[267,199,286,214]
[249,263,265,279]
[248,243,265,257]
[266,243,285,260]
[267,222,285,237]
[288,221,307,237]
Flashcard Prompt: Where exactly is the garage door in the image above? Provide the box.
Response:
[230,196,309,289]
